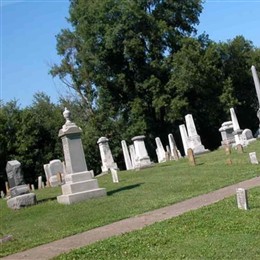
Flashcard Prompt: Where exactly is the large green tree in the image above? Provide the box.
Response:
[50,0,203,154]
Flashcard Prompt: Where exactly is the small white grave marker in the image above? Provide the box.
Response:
[110,168,119,183]
[38,176,42,190]
[249,152,259,164]
[236,188,248,210]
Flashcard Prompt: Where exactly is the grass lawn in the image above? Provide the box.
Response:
[55,187,260,260]
[1,141,260,257]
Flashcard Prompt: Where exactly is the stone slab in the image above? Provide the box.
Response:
[7,193,37,210]
[61,179,99,195]
[9,185,29,198]
[57,188,106,205]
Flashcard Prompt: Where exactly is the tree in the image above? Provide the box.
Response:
[50,0,203,159]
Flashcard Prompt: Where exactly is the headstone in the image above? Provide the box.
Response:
[6,160,30,198]
[179,124,189,156]
[226,158,232,165]
[187,148,196,166]
[165,145,171,161]
[219,121,235,147]
[0,191,5,198]
[131,135,152,169]
[6,160,36,209]
[5,182,9,196]
[38,176,42,190]
[110,168,119,183]
[236,188,248,210]
[224,145,231,155]
[168,134,179,160]
[155,137,166,163]
[249,152,258,164]
[44,160,65,187]
[185,114,208,155]
[241,129,256,146]
[251,65,260,138]
[129,145,137,169]
[31,184,35,191]
[57,108,106,205]
[230,108,243,145]
[97,137,118,173]
[121,140,133,170]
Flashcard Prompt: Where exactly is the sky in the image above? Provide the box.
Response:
[1,0,260,108]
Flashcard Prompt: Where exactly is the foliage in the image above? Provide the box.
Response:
[1,140,260,257]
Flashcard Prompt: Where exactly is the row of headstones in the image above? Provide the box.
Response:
[219,108,256,148]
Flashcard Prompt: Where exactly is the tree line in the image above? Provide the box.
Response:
[1,0,260,189]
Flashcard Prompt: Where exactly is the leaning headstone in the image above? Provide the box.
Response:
[236,188,248,210]
[230,108,243,146]
[251,65,260,138]
[155,137,166,163]
[187,148,196,166]
[131,135,152,169]
[6,160,36,209]
[185,114,208,155]
[57,108,106,205]
[110,168,119,183]
[249,152,259,164]
[168,134,179,160]
[121,140,133,170]
[97,137,118,173]
[129,145,137,169]
[179,124,189,156]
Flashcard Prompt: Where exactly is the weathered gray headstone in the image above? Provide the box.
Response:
[236,188,248,210]
[249,152,258,164]
[219,121,235,147]
[57,108,106,205]
[97,137,118,173]
[6,160,29,198]
[241,129,256,146]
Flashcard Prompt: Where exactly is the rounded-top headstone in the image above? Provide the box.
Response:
[131,135,145,141]
[97,137,109,144]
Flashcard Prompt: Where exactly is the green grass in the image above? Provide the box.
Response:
[1,141,260,257]
[55,187,260,260]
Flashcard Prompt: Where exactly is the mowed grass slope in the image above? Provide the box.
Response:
[56,187,260,260]
[1,141,260,257]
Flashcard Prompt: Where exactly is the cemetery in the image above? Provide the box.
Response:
[2,1,260,259]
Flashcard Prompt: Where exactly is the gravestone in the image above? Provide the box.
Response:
[241,129,256,146]
[129,145,137,169]
[249,152,258,164]
[185,114,208,155]
[121,140,133,170]
[224,145,231,155]
[187,148,196,166]
[219,121,235,147]
[236,188,248,210]
[230,108,242,146]
[131,135,152,169]
[237,144,244,154]
[251,65,260,138]
[179,124,189,156]
[57,108,106,205]
[168,134,179,160]
[110,168,119,183]
[155,137,166,163]
[38,176,42,190]
[97,137,118,173]
[44,159,64,187]
[6,160,36,209]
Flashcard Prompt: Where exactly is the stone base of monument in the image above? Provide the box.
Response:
[57,171,107,205]
[135,157,153,170]
[7,193,37,210]
[101,163,118,173]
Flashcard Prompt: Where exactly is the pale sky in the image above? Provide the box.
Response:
[1,0,260,107]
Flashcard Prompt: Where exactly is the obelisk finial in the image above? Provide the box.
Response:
[63,107,71,124]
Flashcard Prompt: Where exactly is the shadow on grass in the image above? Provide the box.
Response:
[108,183,144,196]
[37,196,57,204]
